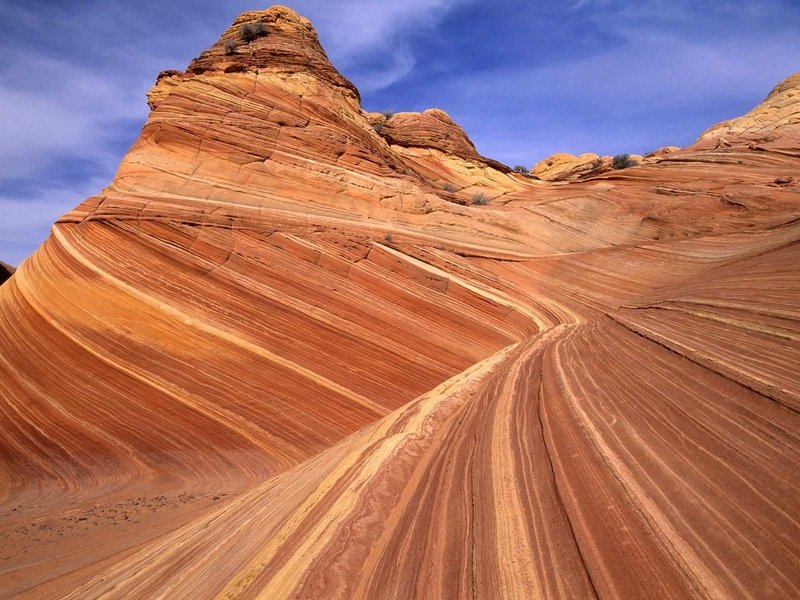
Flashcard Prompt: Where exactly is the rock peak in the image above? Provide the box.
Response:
[765,72,800,101]
[694,70,800,149]
[148,5,359,110]
[232,5,309,28]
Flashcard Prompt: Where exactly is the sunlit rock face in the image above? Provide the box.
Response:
[532,151,609,181]
[694,72,800,151]
[1,5,799,599]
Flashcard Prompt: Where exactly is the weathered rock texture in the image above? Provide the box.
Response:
[532,151,608,181]
[695,72,800,150]
[532,151,658,182]
[1,6,799,599]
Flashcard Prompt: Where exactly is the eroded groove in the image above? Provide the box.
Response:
[536,372,600,600]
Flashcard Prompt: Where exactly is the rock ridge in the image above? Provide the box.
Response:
[694,71,800,150]
[148,5,360,111]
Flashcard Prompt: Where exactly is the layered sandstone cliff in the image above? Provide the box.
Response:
[1,6,799,599]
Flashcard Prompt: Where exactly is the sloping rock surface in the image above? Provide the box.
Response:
[694,72,800,150]
[1,6,799,599]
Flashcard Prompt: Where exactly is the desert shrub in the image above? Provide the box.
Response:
[384,233,394,243]
[513,165,529,174]
[371,122,384,134]
[470,192,490,206]
[240,22,268,42]
[592,158,603,168]
[382,111,395,120]
[223,39,237,55]
[442,183,457,193]
[612,153,638,169]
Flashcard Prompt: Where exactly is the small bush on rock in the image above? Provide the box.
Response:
[443,183,457,193]
[612,154,638,169]
[223,39,237,55]
[513,165,529,174]
[240,22,268,42]
[470,193,490,206]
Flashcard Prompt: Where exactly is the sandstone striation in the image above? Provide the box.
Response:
[1,6,799,599]
[366,108,518,204]
[370,109,509,170]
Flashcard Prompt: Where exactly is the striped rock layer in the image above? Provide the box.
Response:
[1,6,799,599]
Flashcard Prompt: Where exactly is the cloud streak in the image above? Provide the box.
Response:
[0,52,144,178]
[308,0,477,91]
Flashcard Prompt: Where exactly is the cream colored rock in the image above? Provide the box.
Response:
[532,151,608,181]
[694,72,800,149]
[646,145,681,158]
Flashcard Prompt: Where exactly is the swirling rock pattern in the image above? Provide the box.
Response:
[1,6,799,599]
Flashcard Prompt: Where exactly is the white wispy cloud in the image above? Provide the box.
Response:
[298,0,477,92]
[0,51,145,178]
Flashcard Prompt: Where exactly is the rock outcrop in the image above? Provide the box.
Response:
[1,6,798,599]
[370,108,510,171]
[645,145,681,158]
[532,151,608,181]
[148,6,360,110]
[694,72,800,150]
[532,150,656,182]
[365,108,517,203]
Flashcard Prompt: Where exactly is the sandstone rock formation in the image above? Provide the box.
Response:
[0,260,14,285]
[1,6,799,599]
[532,150,656,182]
[694,72,800,150]
[532,151,608,181]
[366,108,517,204]
[645,145,681,158]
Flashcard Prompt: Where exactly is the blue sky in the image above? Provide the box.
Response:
[2,0,799,265]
